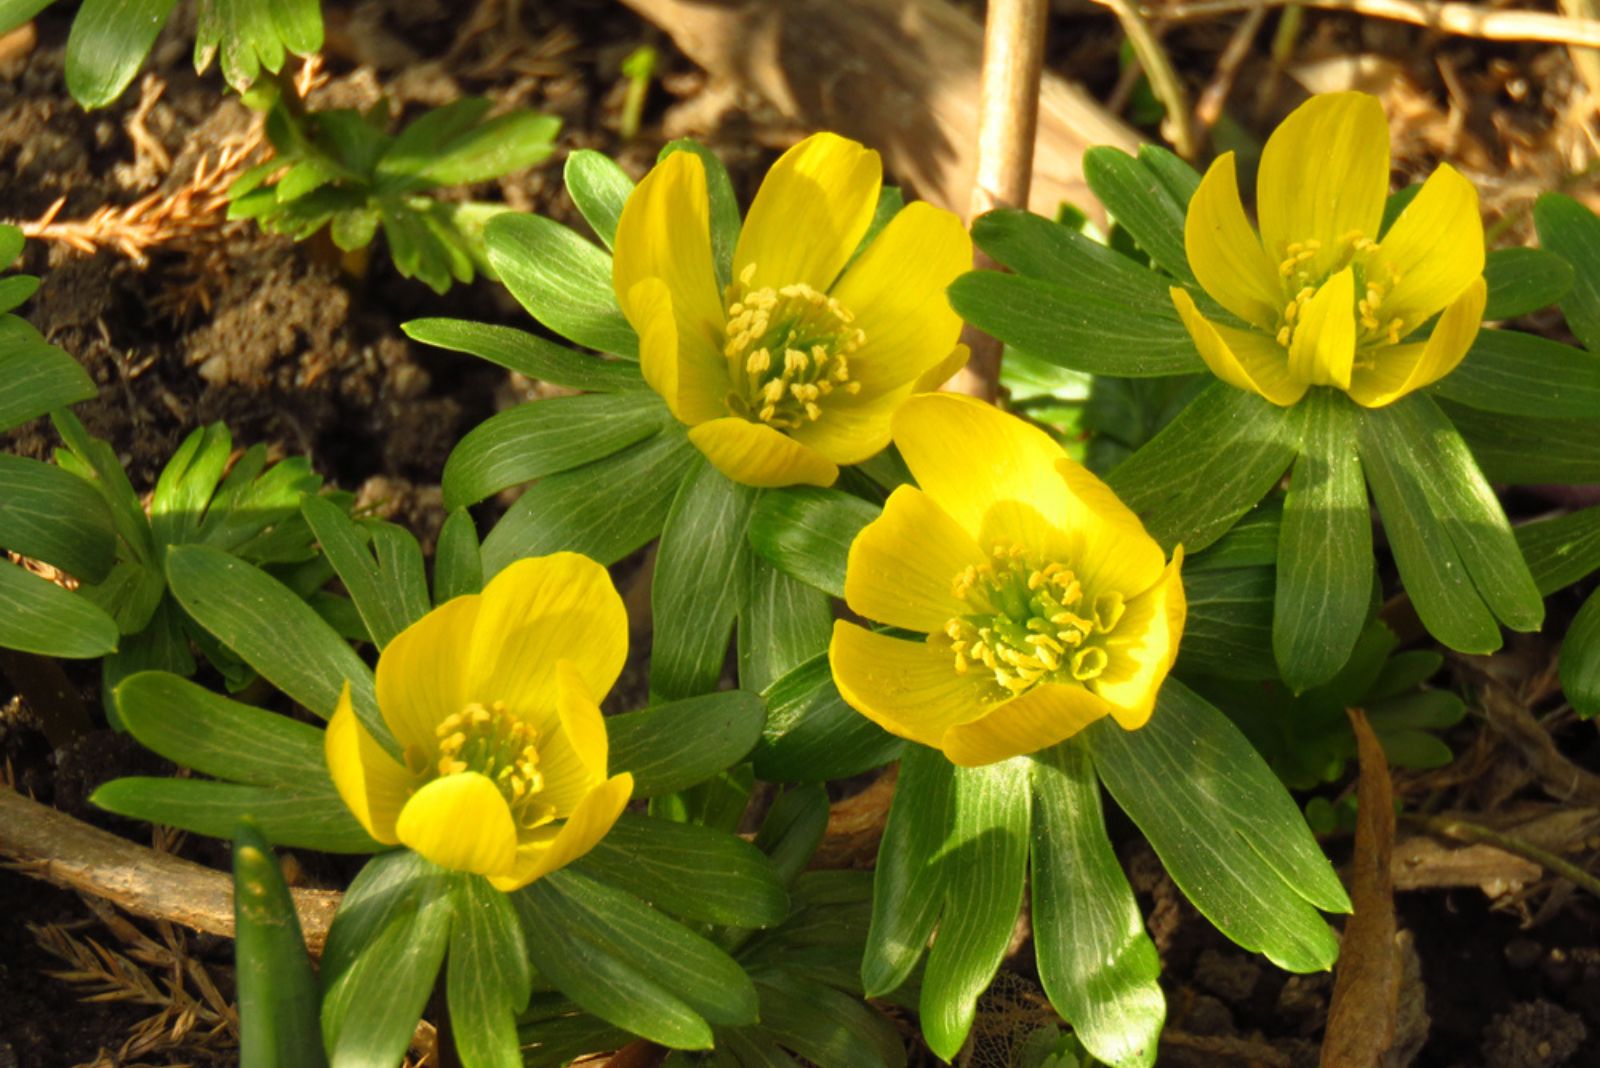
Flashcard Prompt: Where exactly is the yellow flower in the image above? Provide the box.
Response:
[1172,91,1487,409]
[829,394,1186,767]
[612,133,973,488]
[325,553,634,891]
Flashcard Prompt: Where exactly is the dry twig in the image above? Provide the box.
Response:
[1146,0,1600,49]
[954,0,1049,402]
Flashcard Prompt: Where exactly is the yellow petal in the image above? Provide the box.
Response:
[613,149,724,359]
[1184,153,1284,330]
[1257,92,1389,274]
[532,660,610,815]
[1372,164,1484,331]
[829,621,991,750]
[376,593,481,754]
[687,417,839,488]
[890,392,1072,541]
[940,683,1112,767]
[1052,458,1167,598]
[466,554,628,728]
[1346,276,1486,409]
[1171,287,1308,407]
[829,201,972,395]
[913,344,971,393]
[733,133,882,293]
[324,683,408,844]
[1288,267,1356,390]
[628,276,729,426]
[488,772,633,892]
[1091,548,1186,730]
[787,386,902,466]
[844,485,987,632]
[396,772,519,878]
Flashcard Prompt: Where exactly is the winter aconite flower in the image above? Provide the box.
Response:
[1172,91,1487,408]
[830,394,1186,766]
[613,133,972,488]
[325,553,633,891]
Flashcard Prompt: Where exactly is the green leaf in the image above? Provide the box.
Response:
[1562,589,1600,717]
[1274,390,1372,692]
[321,852,453,1068]
[115,670,326,789]
[1431,328,1600,419]
[752,784,829,888]
[1357,422,1499,653]
[519,1007,632,1068]
[608,689,766,798]
[746,486,878,599]
[194,0,321,91]
[745,975,906,1068]
[516,868,757,1046]
[165,545,389,749]
[852,186,905,267]
[1365,395,1543,635]
[0,455,116,580]
[1137,145,1202,209]
[1176,563,1276,680]
[0,273,39,315]
[301,497,430,649]
[919,758,1032,1061]
[93,776,378,852]
[572,813,789,928]
[738,555,831,693]
[650,457,759,701]
[481,428,696,574]
[434,508,483,602]
[1081,146,1194,282]
[149,424,232,549]
[485,213,638,358]
[565,149,634,249]
[0,334,96,431]
[64,0,177,108]
[862,746,952,998]
[1107,382,1297,553]
[443,393,665,511]
[1482,246,1574,320]
[1534,192,1600,351]
[380,102,559,190]
[1087,680,1348,972]
[659,139,740,288]
[403,317,646,393]
[233,821,327,1068]
[0,557,118,658]
[1031,741,1162,1068]
[753,654,903,783]
[0,0,52,35]
[948,270,1203,377]
[1516,505,1600,595]
[1445,403,1600,485]
[448,876,532,1068]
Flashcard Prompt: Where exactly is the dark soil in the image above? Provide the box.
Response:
[2,1,1599,1066]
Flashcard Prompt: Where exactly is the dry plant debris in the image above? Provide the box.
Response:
[30,897,237,1067]
[1322,709,1402,1068]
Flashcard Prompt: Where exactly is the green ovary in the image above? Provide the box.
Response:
[940,543,1125,698]
[721,265,864,431]
[405,701,556,831]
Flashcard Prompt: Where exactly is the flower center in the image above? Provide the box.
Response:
[1272,233,1407,354]
[722,265,864,431]
[408,701,556,830]
[940,543,1124,698]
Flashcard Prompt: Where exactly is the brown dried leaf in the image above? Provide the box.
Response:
[1321,708,1401,1068]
